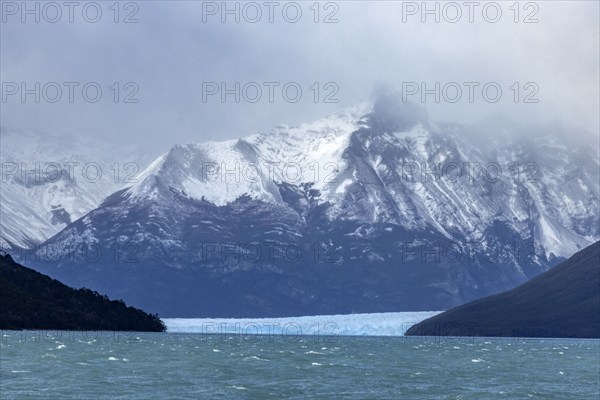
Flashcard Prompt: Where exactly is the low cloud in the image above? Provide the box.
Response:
[1,1,598,152]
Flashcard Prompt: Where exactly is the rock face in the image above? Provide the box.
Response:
[12,93,600,317]
[0,254,165,331]
[405,241,600,338]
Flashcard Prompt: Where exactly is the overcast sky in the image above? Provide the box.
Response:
[1,1,598,154]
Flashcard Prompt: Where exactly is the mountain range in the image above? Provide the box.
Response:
[2,93,599,316]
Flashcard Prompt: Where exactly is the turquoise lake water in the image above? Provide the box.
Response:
[1,332,599,399]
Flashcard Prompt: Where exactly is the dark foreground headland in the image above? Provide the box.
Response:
[406,241,600,338]
[0,253,166,332]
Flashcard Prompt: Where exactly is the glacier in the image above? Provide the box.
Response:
[164,311,441,336]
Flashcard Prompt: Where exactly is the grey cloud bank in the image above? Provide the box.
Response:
[1,1,598,153]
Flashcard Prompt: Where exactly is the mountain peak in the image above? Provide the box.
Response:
[125,103,374,206]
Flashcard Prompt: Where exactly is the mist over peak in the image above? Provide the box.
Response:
[368,90,429,133]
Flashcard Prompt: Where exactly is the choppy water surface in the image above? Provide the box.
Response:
[1,332,599,399]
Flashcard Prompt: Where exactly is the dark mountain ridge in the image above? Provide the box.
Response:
[0,254,165,332]
[405,241,600,338]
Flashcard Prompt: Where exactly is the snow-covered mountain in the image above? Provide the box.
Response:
[0,128,152,249]
[21,93,600,316]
